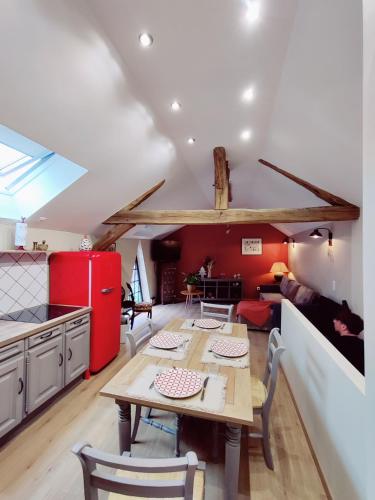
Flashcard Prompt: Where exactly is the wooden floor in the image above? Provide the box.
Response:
[0,302,328,499]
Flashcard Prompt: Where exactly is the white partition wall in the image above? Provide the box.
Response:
[281,300,366,499]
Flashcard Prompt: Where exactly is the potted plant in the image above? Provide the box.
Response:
[184,273,199,292]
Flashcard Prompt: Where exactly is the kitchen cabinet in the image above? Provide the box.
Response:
[0,342,25,438]
[26,334,64,414]
[65,323,90,385]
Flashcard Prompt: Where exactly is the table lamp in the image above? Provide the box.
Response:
[270,262,289,282]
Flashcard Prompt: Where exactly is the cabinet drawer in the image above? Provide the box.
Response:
[27,325,63,348]
[65,314,90,332]
[0,341,24,362]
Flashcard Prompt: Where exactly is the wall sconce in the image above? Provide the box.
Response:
[309,227,333,246]
[283,236,295,248]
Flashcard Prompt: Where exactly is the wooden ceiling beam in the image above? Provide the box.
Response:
[105,205,360,225]
[214,147,230,209]
[93,179,166,251]
[258,159,357,207]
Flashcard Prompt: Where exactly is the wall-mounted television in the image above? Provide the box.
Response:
[151,240,181,262]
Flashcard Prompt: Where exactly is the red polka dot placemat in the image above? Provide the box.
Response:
[149,332,185,350]
[194,318,222,329]
[154,367,203,398]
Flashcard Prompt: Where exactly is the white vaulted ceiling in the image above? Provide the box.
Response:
[0,0,362,238]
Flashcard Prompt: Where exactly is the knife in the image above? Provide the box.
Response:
[200,376,209,401]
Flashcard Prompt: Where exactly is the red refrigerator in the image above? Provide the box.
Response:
[49,251,121,373]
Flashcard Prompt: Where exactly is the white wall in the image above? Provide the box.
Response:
[288,220,363,315]
[115,239,157,299]
[281,301,366,499]
[0,1,204,237]
[262,0,363,314]
[0,222,83,252]
[363,2,375,498]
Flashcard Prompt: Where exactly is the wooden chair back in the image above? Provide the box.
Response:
[72,442,199,500]
[125,319,154,358]
[262,328,286,416]
[200,302,234,322]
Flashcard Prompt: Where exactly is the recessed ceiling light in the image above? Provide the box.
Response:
[138,32,153,48]
[242,87,255,102]
[187,137,195,145]
[245,0,260,23]
[171,101,181,112]
[240,129,252,141]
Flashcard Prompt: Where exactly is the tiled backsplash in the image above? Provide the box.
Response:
[0,252,48,315]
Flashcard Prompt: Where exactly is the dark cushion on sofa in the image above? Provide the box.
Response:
[284,280,300,301]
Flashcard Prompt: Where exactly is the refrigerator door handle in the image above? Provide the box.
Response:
[101,287,114,295]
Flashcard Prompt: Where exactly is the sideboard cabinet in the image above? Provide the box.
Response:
[198,278,243,302]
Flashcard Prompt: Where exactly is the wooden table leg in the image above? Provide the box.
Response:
[224,423,242,500]
[116,399,131,453]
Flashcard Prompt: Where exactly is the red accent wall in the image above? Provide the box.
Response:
[165,224,288,299]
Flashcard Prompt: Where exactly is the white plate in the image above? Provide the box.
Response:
[194,318,222,329]
[149,333,184,350]
[211,340,248,358]
[154,368,203,398]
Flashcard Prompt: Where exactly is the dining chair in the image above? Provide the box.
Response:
[124,320,155,443]
[72,442,205,500]
[126,282,153,329]
[128,321,182,456]
[200,302,234,322]
[249,327,286,469]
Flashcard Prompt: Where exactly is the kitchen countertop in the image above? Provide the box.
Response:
[0,306,92,349]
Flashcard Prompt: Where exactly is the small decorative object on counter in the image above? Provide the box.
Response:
[203,256,215,279]
[79,235,93,251]
[199,266,206,279]
[33,241,38,251]
[37,240,49,251]
[15,217,27,250]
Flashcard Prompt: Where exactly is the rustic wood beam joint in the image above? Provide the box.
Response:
[214,147,230,209]
[93,179,166,251]
[105,205,360,225]
[258,159,357,208]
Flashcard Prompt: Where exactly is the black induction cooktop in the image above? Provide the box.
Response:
[0,304,84,324]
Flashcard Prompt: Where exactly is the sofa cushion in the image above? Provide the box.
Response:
[260,292,284,303]
[279,276,289,295]
[284,280,300,301]
[294,285,318,305]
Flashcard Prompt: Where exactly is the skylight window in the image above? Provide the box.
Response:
[0,124,87,220]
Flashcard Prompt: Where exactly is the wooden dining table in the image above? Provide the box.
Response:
[100,318,253,500]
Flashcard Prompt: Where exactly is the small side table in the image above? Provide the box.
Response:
[180,290,203,308]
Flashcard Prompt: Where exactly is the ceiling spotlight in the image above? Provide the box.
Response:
[240,129,252,141]
[245,0,261,23]
[171,101,181,112]
[138,32,153,48]
[242,87,255,102]
[187,137,196,145]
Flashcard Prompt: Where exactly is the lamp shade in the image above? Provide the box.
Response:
[270,262,289,274]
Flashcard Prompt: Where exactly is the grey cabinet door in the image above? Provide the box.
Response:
[65,324,90,385]
[0,354,25,438]
[26,335,64,414]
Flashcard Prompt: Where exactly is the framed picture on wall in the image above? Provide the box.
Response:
[242,238,262,255]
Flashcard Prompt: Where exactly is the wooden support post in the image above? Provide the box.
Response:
[214,147,230,209]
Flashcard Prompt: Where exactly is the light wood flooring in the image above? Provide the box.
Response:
[0,302,328,499]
